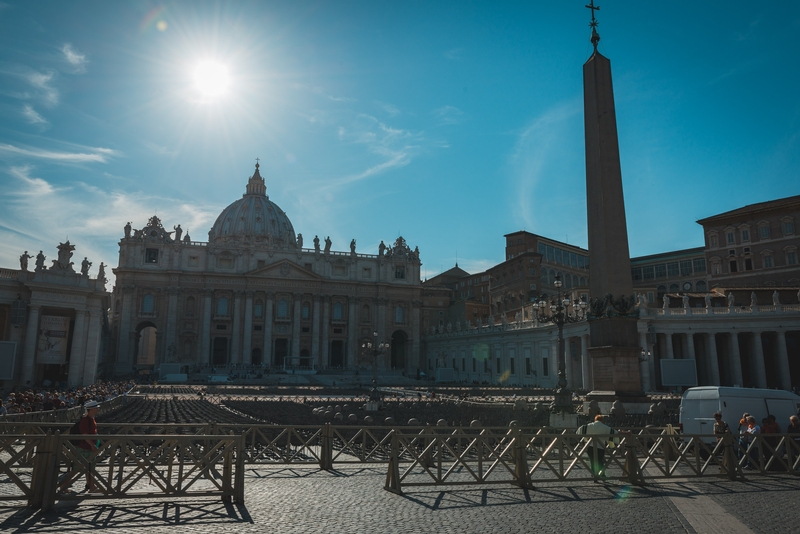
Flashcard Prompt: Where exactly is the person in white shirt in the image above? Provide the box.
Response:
[576,414,619,479]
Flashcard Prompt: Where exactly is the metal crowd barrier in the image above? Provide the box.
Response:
[0,430,245,511]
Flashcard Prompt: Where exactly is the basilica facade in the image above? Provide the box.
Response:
[109,164,423,375]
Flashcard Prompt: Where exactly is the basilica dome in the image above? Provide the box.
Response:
[208,163,296,245]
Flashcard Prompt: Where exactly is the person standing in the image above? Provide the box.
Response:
[59,400,101,494]
[741,415,761,469]
[576,414,619,479]
[713,411,730,438]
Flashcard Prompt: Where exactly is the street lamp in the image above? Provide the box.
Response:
[532,274,587,413]
[362,330,390,402]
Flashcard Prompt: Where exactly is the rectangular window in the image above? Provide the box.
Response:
[538,243,546,255]
[631,267,643,281]
[643,266,655,280]
[484,359,490,373]
[744,258,753,271]
[496,358,501,374]
[472,358,476,372]
[510,358,515,374]
[655,264,667,278]
[759,226,770,239]
[333,265,346,275]
[542,357,549,377]
[679,260,692,276]
[647,291,655,302]
[462,358,466,372]
[763,256,773,268]
[145,248,159,264]
[726,232,735,245]
[729,260,738,273]
[710,235,718,247]
[525,358,531,376]
[395,266,405,279]
[693,258,706,274]
[529,268,536,276]
[555,248,563,264]
[667,262,679,277]
[741,229,750,242]
[788,251,798,265]
[546,246,555,261]
[570,252,577,267]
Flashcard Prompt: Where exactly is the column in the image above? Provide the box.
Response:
[639,331,651,392]
[82,311,102,385]
[729,332,744,387]
[664,333,675,359]
[321,296,330,368]
[291,293,302,367]
[411,300,421,373]
[706,333,721,386]
[116,287,134,372]
[243,291,254,365]
[685,332,696,361]
[580,333,591,390]
[311,296,321,369]
[21,305,40,386]
[776,330,792,391]
[263,292,274,366]
[67,311,87,387]
[164,288,179,366]
[201,290,212,365]
[347,296,357,368]
[751,331,767,388]
[231,291,243,365]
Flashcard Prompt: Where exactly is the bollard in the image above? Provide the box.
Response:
[234,433,245,504]
[624,435,644,485]
[511,428,533,489]
[384,431,402,494]
[319,423,333,471]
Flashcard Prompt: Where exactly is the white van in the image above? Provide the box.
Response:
[679,386,800,442]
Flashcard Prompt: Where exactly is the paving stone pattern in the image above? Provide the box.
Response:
[2,467,800,534]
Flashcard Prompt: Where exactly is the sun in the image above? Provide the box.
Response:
[192,60,229,100]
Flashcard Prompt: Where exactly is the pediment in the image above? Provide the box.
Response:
[248,260,323,281]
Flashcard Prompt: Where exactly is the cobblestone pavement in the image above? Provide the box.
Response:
[2,468,799,534]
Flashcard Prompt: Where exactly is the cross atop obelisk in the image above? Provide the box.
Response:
[585,1,601,49]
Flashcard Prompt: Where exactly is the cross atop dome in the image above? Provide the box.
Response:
[245,160,267,197]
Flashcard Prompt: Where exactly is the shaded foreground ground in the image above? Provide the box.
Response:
[1,467,799,534]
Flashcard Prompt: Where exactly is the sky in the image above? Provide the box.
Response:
[1,1,798,286]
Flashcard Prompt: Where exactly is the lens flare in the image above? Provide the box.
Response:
[192,60,229,100]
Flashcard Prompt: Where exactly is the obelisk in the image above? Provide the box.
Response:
[583,2,643,398]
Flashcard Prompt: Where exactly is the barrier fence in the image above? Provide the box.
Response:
[1,423,798,509]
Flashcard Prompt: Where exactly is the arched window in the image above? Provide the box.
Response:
[657,285,666,298]
[302,301,310,320]
[395,305,405,324]
[573,275,579,288]
[185,296,196,316]
[361,304,370,323]
[216,297,229,315]
[142,294,155,313]
[580,276,587,286]
[669,284,679,293]
[549,269,556,285]
[564,274,572,290]
[254,299,264,318]
[277,299,289,318]
[333,302,343,320]
[696,280,707,292]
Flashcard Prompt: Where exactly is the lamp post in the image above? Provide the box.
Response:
[362,330,390,402]
[532,274,587,413]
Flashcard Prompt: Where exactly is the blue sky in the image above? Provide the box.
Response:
[1,1,798,285]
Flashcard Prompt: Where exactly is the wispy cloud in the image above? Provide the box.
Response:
[24,70,59,107]
[444,48,463,60]
[142,140,178,157]
[0,166,217,286]
[507,99,583,233]
[22,104,48,126]
[433,105,464,125]
[0,143,117,163]
[61,43,88,73]
[375,101,400,117]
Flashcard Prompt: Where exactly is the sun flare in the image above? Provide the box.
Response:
[192,60,229,100]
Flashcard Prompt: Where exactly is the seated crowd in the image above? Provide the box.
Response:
[0,380,135,415]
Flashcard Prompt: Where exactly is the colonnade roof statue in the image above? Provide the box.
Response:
[208,162,296,247]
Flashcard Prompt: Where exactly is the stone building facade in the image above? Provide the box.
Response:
[109,164,423,375]
[0,242,109,388]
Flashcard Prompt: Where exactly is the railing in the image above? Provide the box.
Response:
[0,431,244,511]
[3,424,798,509]
[0,395,129,424]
